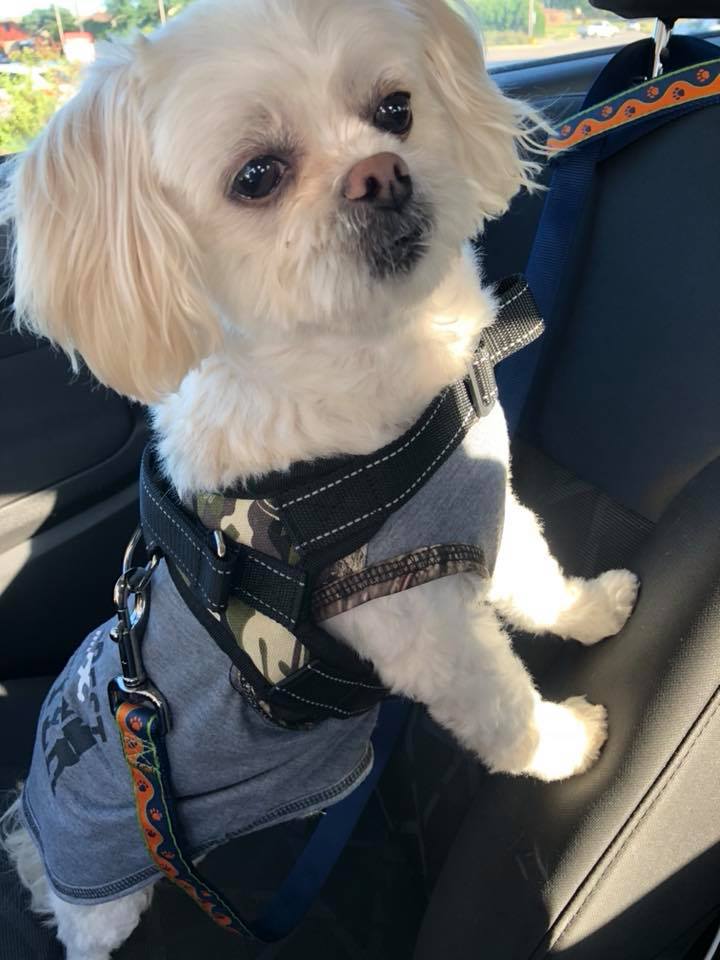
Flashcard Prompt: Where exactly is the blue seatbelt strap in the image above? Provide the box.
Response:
[498,137,603,436]
[497,37,720,435]
[254,697,409,940]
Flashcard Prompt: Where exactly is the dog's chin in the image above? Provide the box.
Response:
[345,199,435,284]
[367,218,433,280]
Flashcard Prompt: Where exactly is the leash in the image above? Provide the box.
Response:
[109,276,543,940]
[497,39,720,435]
[116,695,408,941]
[548,53,720,152]
[107,497,412,943]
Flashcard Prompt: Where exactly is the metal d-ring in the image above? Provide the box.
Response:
[122,526,160,584]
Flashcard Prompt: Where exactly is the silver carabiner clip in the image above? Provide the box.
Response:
[111,527,158,684]
[108,527,171,733]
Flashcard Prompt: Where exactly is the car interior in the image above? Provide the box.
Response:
[1,0,719,958]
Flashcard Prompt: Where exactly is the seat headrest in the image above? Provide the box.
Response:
[591,0,720,20]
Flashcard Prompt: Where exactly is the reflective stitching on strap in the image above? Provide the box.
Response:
[281,389,449,508]
[283,281,535,519]
[486,322,544,363]
[281,688,352,716]
[143,478,230,578]
[142,514,223,611]
[307,664,385,690]
[256,499,280,521]
[296,405,476,549]
[144,476,303,613]
[495,281,528,311]
[233,588,292,626]
[247,554,304,585]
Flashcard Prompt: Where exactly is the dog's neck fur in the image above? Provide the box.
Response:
[153,248,494,498]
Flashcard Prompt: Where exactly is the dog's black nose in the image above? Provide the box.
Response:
[343,152,413,212]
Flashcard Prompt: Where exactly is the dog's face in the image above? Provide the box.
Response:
[144,0,526,334]
[4,0,537,401]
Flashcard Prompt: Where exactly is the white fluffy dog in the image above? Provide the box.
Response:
[1,0,639,957]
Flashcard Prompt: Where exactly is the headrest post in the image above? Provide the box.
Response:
[651,18,674,77]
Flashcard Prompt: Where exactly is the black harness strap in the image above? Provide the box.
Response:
[273,277,542,566]
[139,276,543,724]
[275,384,476,564]
[485,276,545,361]
[140,466,307,623]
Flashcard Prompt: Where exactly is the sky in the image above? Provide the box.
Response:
[1,0,105,18]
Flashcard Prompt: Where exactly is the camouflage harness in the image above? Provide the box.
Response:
[129,276,542,728]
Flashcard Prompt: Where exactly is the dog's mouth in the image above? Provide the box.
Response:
[342,200,434,281]
[384,222,429,273]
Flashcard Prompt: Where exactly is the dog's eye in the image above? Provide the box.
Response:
[373,92,412,137]
[229,156,287,201]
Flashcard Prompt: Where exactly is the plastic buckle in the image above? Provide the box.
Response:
[466,341,498,418]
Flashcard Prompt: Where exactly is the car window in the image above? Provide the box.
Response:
[480,9,720,68]
[1,5,719,155]
[0,1,192,156]
[482,8,652,67]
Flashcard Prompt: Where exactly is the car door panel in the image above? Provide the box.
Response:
[0,219,148,678]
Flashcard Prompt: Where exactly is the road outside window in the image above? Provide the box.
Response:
[477,5,720,66]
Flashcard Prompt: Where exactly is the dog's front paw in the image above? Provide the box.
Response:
[524,696,608,782]
[566,569,640,645]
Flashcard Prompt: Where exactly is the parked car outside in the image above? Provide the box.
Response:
[578,20,621,38]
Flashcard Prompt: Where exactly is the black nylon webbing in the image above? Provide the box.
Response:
[485,276,545,364]
[274,276,543,561]
[275,381,476,561]
[140,453,307,625]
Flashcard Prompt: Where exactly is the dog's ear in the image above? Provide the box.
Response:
[3,41,218,402]
[410,0,542,223]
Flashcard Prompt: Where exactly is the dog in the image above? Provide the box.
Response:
[0,0,639,957]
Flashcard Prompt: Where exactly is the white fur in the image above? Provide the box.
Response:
[0,1,637,956]
[49,887,154,960]
[489,495,639,645]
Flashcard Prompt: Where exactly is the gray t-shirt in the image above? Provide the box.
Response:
[22,402,509,905]
[22,561,376,905]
